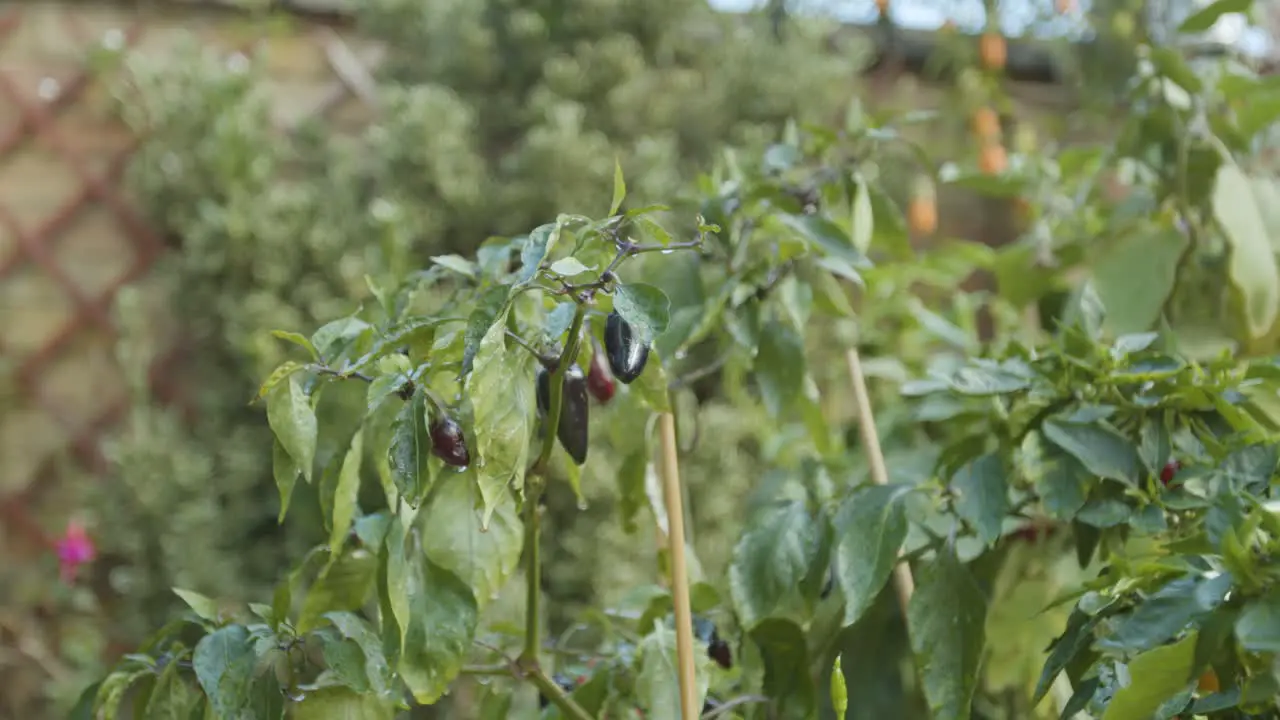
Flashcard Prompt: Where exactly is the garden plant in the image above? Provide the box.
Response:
[62,0,1280,718]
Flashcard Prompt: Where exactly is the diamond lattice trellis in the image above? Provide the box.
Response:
[0,4,384,557]
[0,7,175,551]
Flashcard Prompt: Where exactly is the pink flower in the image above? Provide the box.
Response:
[54,520,95,584]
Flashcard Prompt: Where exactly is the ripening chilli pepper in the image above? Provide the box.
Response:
[604,311,650,384]
[586,340,617,404]
[537,364,590,465]
[429,415,469,468]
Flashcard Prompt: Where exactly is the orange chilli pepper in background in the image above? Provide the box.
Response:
[907,176,938,237]
[979,143,1007,175]
[972,107,1001,141]
[979,32,1007,71]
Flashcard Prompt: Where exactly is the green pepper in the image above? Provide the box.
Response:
[536,364,589,465]
[604,311,649,384]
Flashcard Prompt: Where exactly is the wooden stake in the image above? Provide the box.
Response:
[658,411,699,719]
[845,349,915,608]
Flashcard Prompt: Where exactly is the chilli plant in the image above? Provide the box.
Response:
[81,118,1280,720]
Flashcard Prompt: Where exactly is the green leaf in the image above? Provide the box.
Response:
[613,283,671,346]
[1033,608,1102,704]
[366,373,405,416]
[1091,227,1187,336]
[908,547,987,720]
[1235,588,1280,653]
[1076,498,1132,528]
[544,301,577,343]
[329,429,364,557]
[271,330,318,360]
[321,634,370,693]
[1215,161,1280,339]
[548,256,592,277]
[466,308,536,527]
[833,484,910,627]
[430,254,478,279]
[778,213,867,267]
[383,511,413,653]
[311,317,371,362]
[951,453,1009,547]
[298,550,378,633]
[324,611,393,697]
[94,670,149,720]
[145,655,197,719]
[461,285,510,376]
[266,373,317,483]
[1101,632,1198,720]
[851,177,873,253]
[192,625,253,719]
[354,514,391,551]
[634,349,672,412]
[1101,575,1229,654]
[755,320,806,418]
[610,157,627,215]
[1178,0,1252,33]
[420,475,523,613]
[636,624,712,720]
[1042,419,1140,486]
[273,440,299,523]
[292,688,397,720]
[750,618,816,720]
[617,448,650,534]
[517,223,559,285]
[1137,417,1173,478]
[388,391,433,506]
[173,589,219,622]
[1035,451,1091,521]
[398,556,478,704]
[68,681,100,720]
[219,643,282,720]
[729,500,820,627]
[807,264,855,318]
[636,215,673,246]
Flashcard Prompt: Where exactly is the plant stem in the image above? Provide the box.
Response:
[630,239,702,255]
[521,478,544,663]
[521,303,589,665]
[529,668,594,720]
[658,410,699,720]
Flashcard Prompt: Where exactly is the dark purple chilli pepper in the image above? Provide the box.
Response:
[604,311,649,384]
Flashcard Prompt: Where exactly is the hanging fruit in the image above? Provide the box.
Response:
[979,142,1007,175]
[1197,669,1220,693]
[603,311,650,384]
[979,32,1007,72]
[536,364,590,465]
[428,415,470,468]
[586,340,617,405]
[907,175,938,237]
[971,107,1000,142]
